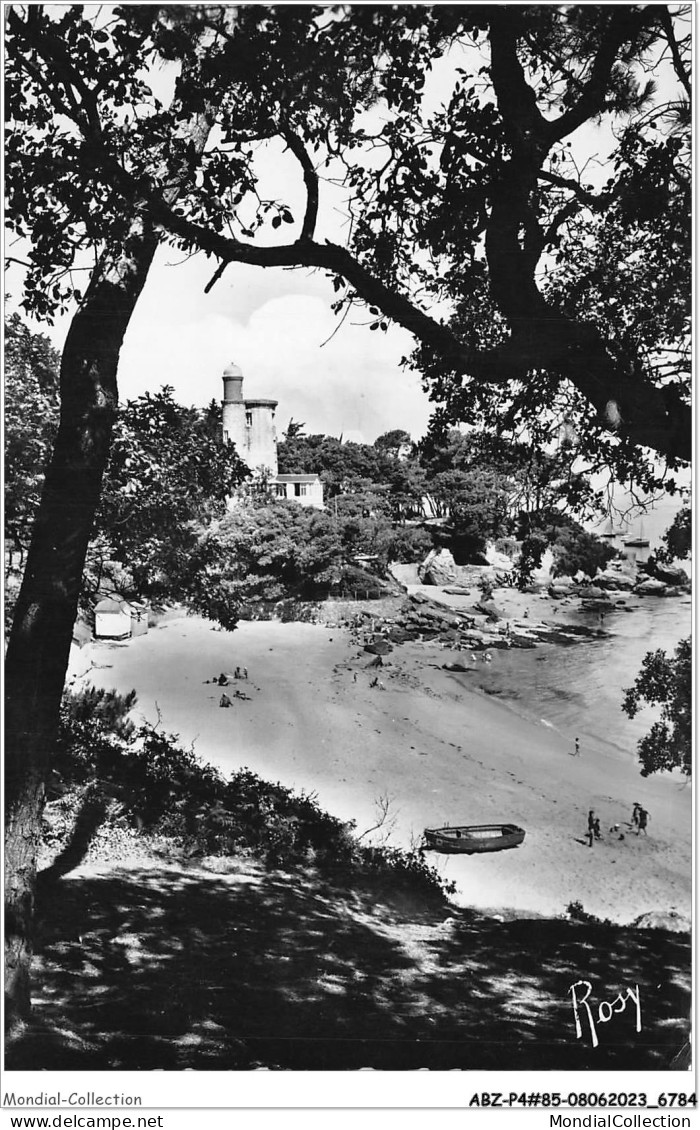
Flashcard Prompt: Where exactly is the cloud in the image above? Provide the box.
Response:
[117,255,432,443]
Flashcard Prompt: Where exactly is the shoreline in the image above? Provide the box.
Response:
[66,585,691,927]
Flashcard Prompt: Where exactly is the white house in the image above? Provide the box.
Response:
[94,596,134,640]
[94,596,150,640]
[274,473,325,509]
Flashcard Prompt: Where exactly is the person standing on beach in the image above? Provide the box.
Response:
[632,802,641,829]
[574,737,580,756]
[637,807,650,836]
[587,809,596,847]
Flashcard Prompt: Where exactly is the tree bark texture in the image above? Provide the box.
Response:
[4,237,158,1028]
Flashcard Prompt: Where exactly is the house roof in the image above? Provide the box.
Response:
[275,474,322,483]
[95,596,132,613]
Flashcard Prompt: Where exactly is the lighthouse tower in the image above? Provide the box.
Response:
[221,362,278,476]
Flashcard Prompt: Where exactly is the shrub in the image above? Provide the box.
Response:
[478,575,495,601]
[52,692,454,900]
[551,526,617,579]
[515,535,547,590]
[335,565,389,599]
[388,525,434,564]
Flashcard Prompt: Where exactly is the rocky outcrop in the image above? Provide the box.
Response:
[418,549,508,590]
[474,600,502,621]
[594,571,636,591]
[548,580,576,598]
[418,548,458,586]
[364,637,394,656]
[632,909,691,934]
[642,560,690,587]
[634,578,669,596]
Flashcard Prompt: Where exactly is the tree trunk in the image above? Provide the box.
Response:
[4,4,238,1028]
[4,233,159,1031]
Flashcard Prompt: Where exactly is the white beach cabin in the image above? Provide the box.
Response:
[94,596,135,640]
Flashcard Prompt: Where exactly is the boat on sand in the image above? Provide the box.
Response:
[423,823,526,854]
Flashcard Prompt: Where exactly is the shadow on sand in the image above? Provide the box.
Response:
[7,861,690,1071]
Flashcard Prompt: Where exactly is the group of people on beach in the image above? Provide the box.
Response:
[586,802,649,847]
[204,669,250,708]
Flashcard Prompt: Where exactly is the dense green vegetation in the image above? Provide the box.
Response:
[4,313,61,571]
[623,638,692,778]
[7,319,627,628]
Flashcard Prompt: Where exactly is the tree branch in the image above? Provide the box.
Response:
[145,189,692,461]
[659,7,691,99]
[537,169,614,211]
[488,11,547,156]
[283,129,319,242]
[544,7,660,143]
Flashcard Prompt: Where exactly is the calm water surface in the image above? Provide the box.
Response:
[466,596,691,762]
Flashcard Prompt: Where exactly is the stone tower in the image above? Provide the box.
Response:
[221,362,278,476]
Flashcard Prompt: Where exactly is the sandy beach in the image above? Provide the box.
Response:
[67,589,691,927]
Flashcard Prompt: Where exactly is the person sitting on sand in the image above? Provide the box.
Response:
[217,672,229,686]
[219,693,232,708]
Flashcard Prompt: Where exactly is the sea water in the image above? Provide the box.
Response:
[469,595,691,763]
[591,491,688,558]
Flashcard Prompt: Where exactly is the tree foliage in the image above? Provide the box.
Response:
[4,314,60,566]
[656,505,691,565]
[209,501,346,605]
[6,5,691,480]
[622,638,691,777]
[95,387,247,598]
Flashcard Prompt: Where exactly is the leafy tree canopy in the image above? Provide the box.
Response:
[97,386,247,592]
[211,500,346,604]
[656,505,691,565]
[5,4,690,491]
[4,314,60,564]
[622,638,691,777]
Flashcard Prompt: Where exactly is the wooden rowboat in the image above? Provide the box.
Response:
[423,823,526,854]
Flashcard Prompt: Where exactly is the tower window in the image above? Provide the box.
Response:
[245,411,253,428]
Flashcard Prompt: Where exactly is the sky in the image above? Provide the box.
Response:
[11,240,431,445]
[111,247,430,446]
